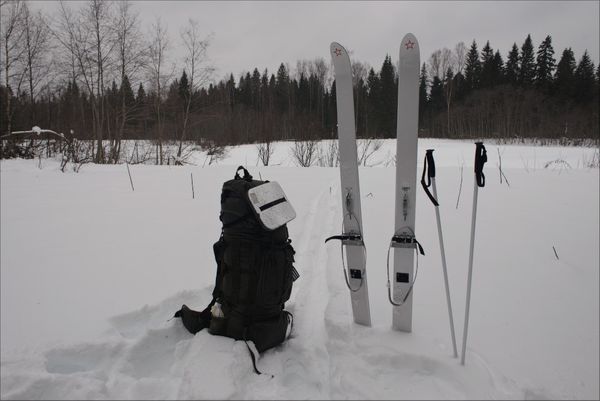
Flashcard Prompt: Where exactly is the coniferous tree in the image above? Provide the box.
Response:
[226,74,236,111]
[505,43,520,85]
[251,68,261,110]
[238,72,252,107]
[453,71,466,101]
[178,70,190,103]
[492,50,505,84]
[480,41,495,88]
[464,40,481,91]
[366,67,380,136]
[519,34,536,87]
[121,75,135,108]
[574,50,596,103]
[297,73,309,114]
[429,75,444,113]
[379,55,397,137]
[261,69,270,111]
[535,35,556,92]
[554,48,577,100]
[275,63,289,113]
[136,83,145,102]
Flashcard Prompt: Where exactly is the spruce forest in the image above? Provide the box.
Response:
[1,1,598,164]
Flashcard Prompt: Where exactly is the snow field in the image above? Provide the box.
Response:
[1,140,598,399]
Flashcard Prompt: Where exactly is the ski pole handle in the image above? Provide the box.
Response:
[425,149,436,179]
[474,142,487,187]
[421,149,439,206]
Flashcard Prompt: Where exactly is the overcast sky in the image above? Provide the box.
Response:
[33,1,599,81]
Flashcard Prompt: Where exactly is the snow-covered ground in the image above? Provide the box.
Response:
[1,139,598,400]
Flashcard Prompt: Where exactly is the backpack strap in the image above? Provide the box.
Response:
[243,332,266,376]
[173,302,214,334]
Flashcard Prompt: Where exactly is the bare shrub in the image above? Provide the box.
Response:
[202,140,228,166]
[60,138,94,173]
[544,159,572,171]
[290,139,318,167]
[172,142,197,165]
[317,140,339,167]
[357,138,383,166]
[256,141,275,166]
[127,141,155,164]
[584,149,599,168]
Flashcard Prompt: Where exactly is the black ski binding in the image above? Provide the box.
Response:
[324,232,363,246]
[390,233,425,255]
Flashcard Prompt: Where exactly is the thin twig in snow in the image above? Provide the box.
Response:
[456,162,464,209]
[191,172,195,199]
[497,148,510,187]
[126,163,135,191]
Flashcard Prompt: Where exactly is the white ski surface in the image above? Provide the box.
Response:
[392,33,420,332]
[330,41,371,326]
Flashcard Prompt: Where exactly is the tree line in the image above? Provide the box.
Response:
[1,0,598,163]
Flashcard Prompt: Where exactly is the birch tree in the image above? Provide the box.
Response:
[177,19,213,160]
[21,3,52,118]
[55,0,114,163]
[1,0,26,135]
[147,17,171,164]
[110,0,145,162]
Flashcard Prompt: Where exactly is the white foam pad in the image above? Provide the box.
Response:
[247,181,296,230]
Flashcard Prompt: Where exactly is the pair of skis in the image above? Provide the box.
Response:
[327,34,421,331]
[328,36,488,364]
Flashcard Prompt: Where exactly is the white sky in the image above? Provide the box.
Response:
[32,1,599,82]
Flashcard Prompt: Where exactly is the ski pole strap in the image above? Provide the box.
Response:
[474,142,487,187]
[420,149,439,206]
[235,166,253,181]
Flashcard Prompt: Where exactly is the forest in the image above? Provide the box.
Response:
[1,0,599,164]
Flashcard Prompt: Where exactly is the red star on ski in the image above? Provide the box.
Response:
[405,40,415,49]
[334,48,342,56]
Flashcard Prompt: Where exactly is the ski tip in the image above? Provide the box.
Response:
[330,42,348,58]
[400,33,419,53]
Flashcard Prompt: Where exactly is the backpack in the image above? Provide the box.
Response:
[174,166,299,371]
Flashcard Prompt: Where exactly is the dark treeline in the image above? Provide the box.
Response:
[1,0,598,164]
[419,36,599,141]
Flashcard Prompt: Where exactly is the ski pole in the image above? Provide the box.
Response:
[460,142,487,366]
[421,149,458,358]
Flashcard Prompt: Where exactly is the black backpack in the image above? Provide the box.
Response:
[174,166,299,371]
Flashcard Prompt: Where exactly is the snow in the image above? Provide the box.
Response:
[1,139,598,400]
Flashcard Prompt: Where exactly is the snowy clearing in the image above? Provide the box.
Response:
[1,139,598,400]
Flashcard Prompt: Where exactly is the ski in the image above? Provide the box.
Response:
[326,42,371,326]
[388,33,421,332]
